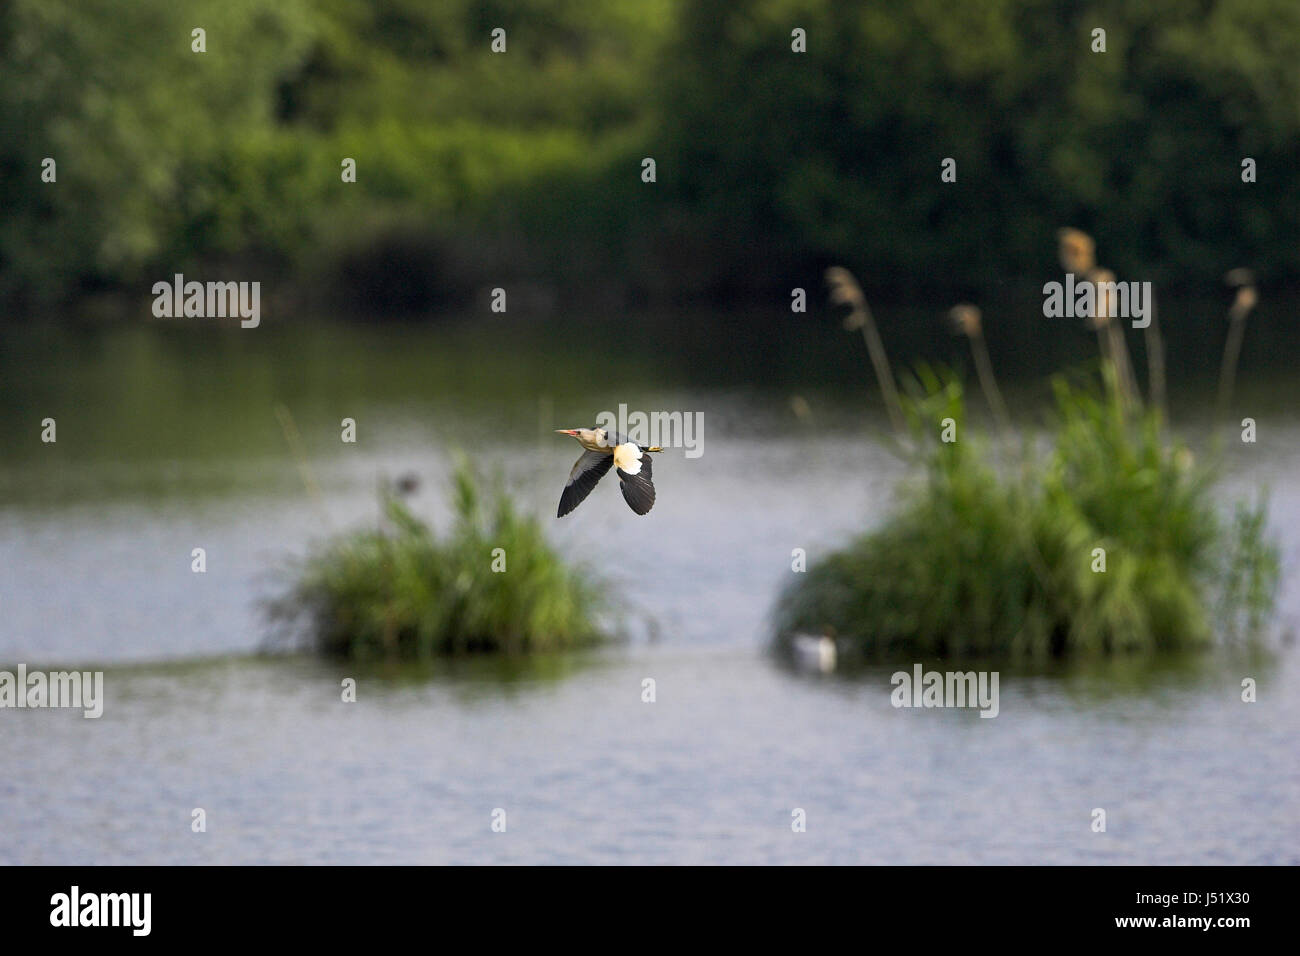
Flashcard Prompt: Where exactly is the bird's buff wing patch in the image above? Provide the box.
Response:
[616,447,655,515]
[558,449,613,517]
[612,441,642,475]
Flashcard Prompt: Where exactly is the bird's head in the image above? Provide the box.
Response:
[555,427,608,449]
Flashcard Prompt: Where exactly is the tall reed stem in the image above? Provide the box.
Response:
[1144,298,1167,417]
[949,304,1010,434]
[1217,273,1258,423]
[971,331,1011,433]
[859,313,905,434]
[1091,268,1140,414]
[827,267,904,434]
[274,403,333,530]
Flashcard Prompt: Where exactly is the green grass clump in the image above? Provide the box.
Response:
[270,460,605,658]
[775,369,1279,660]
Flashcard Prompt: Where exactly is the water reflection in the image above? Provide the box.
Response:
[0,315,1296,863]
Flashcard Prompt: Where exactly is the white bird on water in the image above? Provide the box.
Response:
[792,634,837,674]
[554,427,663,517]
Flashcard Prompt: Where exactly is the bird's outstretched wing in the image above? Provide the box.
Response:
[558,450,613,517]
[616,450,655,515]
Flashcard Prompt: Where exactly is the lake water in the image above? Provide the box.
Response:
[1,317,1297,864]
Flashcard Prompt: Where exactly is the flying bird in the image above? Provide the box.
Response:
[555,427,662,517]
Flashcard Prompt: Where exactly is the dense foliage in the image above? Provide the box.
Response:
[269,459,606,658]
[774,368,1280,659]
[3,0,1298,309]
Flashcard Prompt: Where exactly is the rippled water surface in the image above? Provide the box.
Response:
[1,319,1297,864]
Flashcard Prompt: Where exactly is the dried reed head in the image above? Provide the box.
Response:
[1231,287,1258,322]
[825,267,868,329]
[1057,228,1096,274]
[947,303,982,337]
[1225,268,1258,323]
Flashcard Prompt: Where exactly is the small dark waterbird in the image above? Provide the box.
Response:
[555,427,662,517]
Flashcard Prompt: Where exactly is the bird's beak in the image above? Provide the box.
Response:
[555,429,578,437]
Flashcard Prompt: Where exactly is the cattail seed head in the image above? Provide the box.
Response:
[948,303,982,337]
[1230,286,1258,322]
[1057,228,1096,274]
[1225,269,1258,322]
[825,266,868,329]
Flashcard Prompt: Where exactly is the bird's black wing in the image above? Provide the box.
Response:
[558,450,613,517]
[616,451,655,515]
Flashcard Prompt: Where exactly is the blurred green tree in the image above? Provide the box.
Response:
[1,0,1297,311]
[651,0,1300,297]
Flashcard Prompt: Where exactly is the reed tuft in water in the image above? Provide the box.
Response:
[268,458,605,658]
[778,255,1279,661]
[775,371,1278,660]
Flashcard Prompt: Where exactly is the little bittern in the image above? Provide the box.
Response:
[555,427,662,517]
